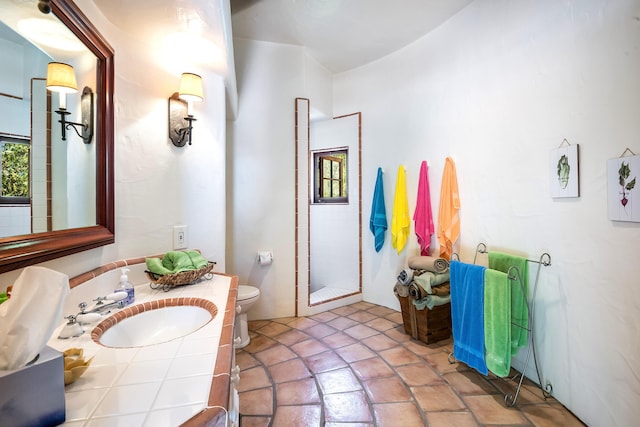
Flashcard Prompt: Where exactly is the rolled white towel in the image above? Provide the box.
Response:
[408,256,449,273]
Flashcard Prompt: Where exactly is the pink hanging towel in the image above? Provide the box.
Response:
[413,160,434,256]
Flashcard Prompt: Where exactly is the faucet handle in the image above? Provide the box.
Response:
[76,312,102,324]
[93,292,127,305]
[78,302,87,313]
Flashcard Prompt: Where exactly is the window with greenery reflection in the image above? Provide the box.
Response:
[1,136,30,204]
[314,149,348,203]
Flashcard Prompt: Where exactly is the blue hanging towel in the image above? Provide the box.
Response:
[369,167,388,252]
[450,260,488,375]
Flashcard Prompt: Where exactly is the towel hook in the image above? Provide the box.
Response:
[472,242,487,265]
[558,138,571,148]
[539,252,551,266]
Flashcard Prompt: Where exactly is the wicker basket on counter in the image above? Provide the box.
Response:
[146,261,216,292]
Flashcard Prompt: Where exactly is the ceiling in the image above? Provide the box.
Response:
[1,0,88,61]
[230,0,474,73]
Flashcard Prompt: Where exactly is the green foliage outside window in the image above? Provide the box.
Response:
[1,140,30,199]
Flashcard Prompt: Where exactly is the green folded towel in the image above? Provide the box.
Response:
[162,251,195,273]
[488,252,529,354]
[184,249,208,269]
[413,271,450,294]
[146,250,209,276]
[412,293,451,310]
[484,268,511,377]
[145,257,174,275]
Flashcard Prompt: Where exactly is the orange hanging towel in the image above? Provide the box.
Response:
[437,157,460,259]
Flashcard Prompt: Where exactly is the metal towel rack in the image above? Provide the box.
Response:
[449,243,552,406]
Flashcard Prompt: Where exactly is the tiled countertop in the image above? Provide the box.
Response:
[47,271,238,426]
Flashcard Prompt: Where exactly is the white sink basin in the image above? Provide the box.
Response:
[93,299,216,348]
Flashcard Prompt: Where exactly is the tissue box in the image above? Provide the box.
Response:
[0,346,65,427]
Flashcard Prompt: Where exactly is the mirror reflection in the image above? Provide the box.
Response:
[0,2,97,238]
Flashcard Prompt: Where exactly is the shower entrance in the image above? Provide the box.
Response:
[295,98,362,316]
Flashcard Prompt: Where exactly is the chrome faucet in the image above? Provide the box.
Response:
[80,293,127,315]
[58,291,128,339]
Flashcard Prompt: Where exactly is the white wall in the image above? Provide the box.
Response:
[0,34,49,238]
[227,39,335,319]
[304,53,332,119]
[0,206,30,237]
[0,0,227,287]
[227,39,303,319]
[333,1,640,425]
[65,54,97,230]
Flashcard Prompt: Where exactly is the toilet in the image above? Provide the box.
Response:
[234,285,261,348]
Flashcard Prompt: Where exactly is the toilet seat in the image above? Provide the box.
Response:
[238,285,260,301]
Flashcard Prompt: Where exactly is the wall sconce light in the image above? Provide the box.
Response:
[46,62,94,144]
[168,72,204,147]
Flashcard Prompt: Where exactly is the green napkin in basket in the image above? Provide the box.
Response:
[145,258,174,275]
[162,251,195,273]
[145,250,208,276]
[184,250,208,269]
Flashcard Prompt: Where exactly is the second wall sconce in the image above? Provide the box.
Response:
[46,62,94,144]
[168,72,204,147]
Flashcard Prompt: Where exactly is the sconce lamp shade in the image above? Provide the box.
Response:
[46,62,78,94]
[178,72,204,103]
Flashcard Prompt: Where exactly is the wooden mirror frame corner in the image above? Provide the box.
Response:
[0,0,114,274]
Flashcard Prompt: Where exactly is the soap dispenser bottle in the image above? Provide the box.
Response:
[116,268,135,306]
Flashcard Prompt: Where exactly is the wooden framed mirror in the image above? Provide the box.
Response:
[0,0,114,274]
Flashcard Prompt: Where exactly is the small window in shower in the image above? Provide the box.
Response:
[313,148,348,204]
[0,136,30,205]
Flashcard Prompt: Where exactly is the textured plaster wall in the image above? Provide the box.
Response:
[0,0,227,287]
[227,39,304,320]
[333,1,640,425]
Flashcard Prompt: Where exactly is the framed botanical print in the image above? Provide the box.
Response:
[607,153,640,222]
[550,143,580,198]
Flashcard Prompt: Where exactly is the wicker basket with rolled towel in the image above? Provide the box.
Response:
[408,256,449,273]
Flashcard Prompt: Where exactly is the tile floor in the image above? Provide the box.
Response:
[236,301,585,427]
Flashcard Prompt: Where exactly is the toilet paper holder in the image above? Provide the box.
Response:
[257,251,273,265]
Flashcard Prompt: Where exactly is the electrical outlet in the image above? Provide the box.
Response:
[173,225,188,249]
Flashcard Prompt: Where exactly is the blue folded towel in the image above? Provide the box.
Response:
[369,167,388,252]
[450,260,488,375]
